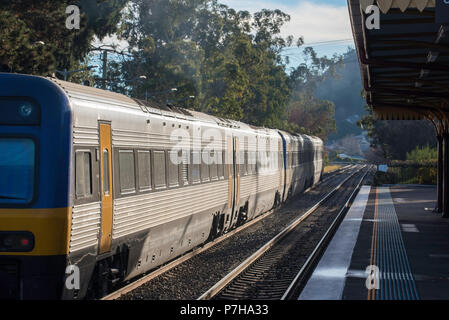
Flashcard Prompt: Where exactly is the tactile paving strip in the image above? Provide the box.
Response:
[370,187,419,300]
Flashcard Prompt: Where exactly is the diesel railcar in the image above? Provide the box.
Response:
[0,73,323,299]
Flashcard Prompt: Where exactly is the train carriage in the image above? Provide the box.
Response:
[0,73,323,299]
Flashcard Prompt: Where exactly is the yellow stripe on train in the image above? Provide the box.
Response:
[0,207,71,256]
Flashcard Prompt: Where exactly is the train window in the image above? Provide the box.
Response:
[266,150,270,169]
[264,152,267,170]
[249,151,256,174]
[138,150,152,191]
[0,138,36,205]
[242,151,248,176]
[218,150,224,179]
[192,151,201,183]
[278,152,283,169]
[153,151,167,189]
[119,150,136,194]
[103,149,110,195]
[245,151,250,175]
[256,151,261,172]
[267,152,271,170]
[168,151,179,187]
[210,150,218,180]
[266,152,270,170]
[75,151,92,198]
[201,151,210,182]
[223,150,228,178]
[181,151,189,185]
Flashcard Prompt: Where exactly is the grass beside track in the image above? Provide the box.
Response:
[324,165,343,174]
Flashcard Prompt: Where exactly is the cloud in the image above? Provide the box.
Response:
[220,0,353,44]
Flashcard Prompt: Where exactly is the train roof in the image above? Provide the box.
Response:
[2,73,322,143]
[51,77,287,138]
[50,77,264,131]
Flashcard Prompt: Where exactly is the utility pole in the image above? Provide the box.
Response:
[102,50,108,90]
[89,45,132,89]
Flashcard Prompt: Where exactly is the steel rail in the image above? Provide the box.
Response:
[197,165,366,300]
[101,165,357,300]
[102,207,275,300]
[281,166,371,300]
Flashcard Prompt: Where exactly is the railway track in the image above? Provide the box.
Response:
[198,166,371,300]
[102,165,362,300]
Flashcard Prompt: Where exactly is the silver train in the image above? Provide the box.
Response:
[0,74,323,299]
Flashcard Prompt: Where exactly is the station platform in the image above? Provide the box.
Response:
[299,185,449,300]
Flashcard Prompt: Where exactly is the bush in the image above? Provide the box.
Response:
[406,145,437,162]
[417,167,437,185]
[373,164,437,186]
[373,171,397,186]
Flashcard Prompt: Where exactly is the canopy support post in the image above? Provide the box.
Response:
[443,132,449,218]
[437,134,443,213]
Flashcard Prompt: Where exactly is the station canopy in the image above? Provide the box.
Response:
[348,0,449,121]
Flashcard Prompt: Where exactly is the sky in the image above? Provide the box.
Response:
[220,0,355,67]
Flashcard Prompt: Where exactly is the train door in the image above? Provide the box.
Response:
[99,122,113,254]
[230,136,241,227]
[278,139,284,198]
[225,136,233,232]
[278,132,288,201]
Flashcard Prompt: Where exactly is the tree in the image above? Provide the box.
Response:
[287,47,342,140]
[113,0,298,129]
[315,48,366,141]
[359,104,436,160]
[0,0,128,79]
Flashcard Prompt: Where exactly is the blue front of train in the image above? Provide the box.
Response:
[0,73,72,299]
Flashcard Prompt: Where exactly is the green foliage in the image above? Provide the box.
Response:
[110,0,340,136]
[374,167,437,186]
[113,0,296,129]
[317,48,366,141]
[359,104,437,160]
[0,0,128,79]
[373,160,437,186]
[406,145,437,162]
[286,47,342,140]
[372,171,396,186]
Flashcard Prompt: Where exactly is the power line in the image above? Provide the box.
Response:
[282,38,354,51]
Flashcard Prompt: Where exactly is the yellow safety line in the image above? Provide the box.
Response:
[368,187,379,300]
